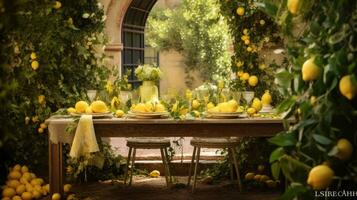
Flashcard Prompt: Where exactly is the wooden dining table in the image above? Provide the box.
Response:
[46,117,290,196]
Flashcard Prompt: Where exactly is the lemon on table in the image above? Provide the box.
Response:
[155,103,166,112]
[208,106,219,113]
[32,190,42,199]
[227,100,238,112]
[252,98,262,112]
[287,0,299,15]
[206,102,215,109]
[90,100,108,113]
[192,110,200,118]
[248,76,258,87]
[244,172,255,180]
[236,7,245,16]
[302,57,321,81]
[335,138,353,161]
[307,165,334,190]
[133,103,146,112]
[67,107,76,114]
[115,110,125,118]
[339,75,357,100]
[253,174,261,181]
[13,164,21,171]
[15,184,26,195]
[259,175,270,182]
[149,170,160,178]
[85,107,92,114]
[7,180,21,189]
[13,196,22,200]
[75,101,89,113]
[218,102,231,113]
[52,193,61,200]
[265,180,277,188]
[247,107,256,115]
[192,99,200,109]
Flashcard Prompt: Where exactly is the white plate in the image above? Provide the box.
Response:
[205,111,243,119]
[128,111,169,119]
[70,112,112,118]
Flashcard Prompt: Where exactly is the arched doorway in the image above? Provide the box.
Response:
[121,0,157,88]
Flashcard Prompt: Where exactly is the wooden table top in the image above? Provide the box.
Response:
[47,116,292,137]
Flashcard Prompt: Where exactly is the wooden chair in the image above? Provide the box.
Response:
[124,137,172,187]
[187,137,242,193]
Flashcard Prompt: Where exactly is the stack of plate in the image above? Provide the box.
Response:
[127,111,170,119]
[205,111,244,119]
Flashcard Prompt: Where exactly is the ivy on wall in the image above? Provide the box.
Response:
[0,0,110,183]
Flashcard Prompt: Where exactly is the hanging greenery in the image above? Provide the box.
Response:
[218,0,284,101]
[146,0,232,86]
[260,0,357,199]
[0,0,110,183]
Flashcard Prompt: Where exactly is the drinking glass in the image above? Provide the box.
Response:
[87,90,97,102]
[242,91,255,106]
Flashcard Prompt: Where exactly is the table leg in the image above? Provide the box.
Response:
[49,140,63,196]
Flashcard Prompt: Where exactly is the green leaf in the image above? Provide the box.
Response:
[269,132,297,147]
[256,2,278,17]
[328,146,338,157]
[312,134,332,145]
[278,183,310,200]
[271,162,281,180]
[276,96,297,114]
[270,147,285,163]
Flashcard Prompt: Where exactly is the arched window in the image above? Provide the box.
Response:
[122,0,157,88]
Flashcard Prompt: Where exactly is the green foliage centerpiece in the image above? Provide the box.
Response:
[135,64,162,103]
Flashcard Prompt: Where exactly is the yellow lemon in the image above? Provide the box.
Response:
[7,180,20,189]
[307,165,334,190]
[43,184,50,193]
[247,107,256,115]
[52,193,61,200]
[21,191,32,200]
[265,180,277,188]
[75,101,89,113]
[110,97,120,109]
[227,100,238,112]
[31,61,39,70]
[241,73,250,81]
[32,190,41,199]
[236,106,244,113]
[21,166,28,174]
[8,171,22,180]
[67,194,76,200]
[149,170,160,178]
[259,19,265,25]
[40,123,47,129]
[192,110,200,118]
[192,100,200,109]
[25,184,33,192]
[244,172,255,180]
[236,7,245,16]
[287,0,299,15]
[259,175,270,182]
[144,102,154,112]
[38,95,45,105]
[243,29,249,35]
[339,75,357,100]
[155,103,166,112]
[248,76,258,87]
[12,196,22,200]
[252,98,262,112]
[133,103,146,112]
[38,128,44,134]
[257,164,265,172]
[236,61,244,68]
[2,197,11,200]
[208,106,219,113]
[179,108,188,115]
[244,39,250,45]
[63,184,72,193]
[90,100,108,113]
[115,110,125,118]
[246,46,252,52]
[85,107,92,114]
[310,96,317,105]
[302,57,321,81]
[2,187,16,198]
[15,184,26,195]
[13,165,21,171]
[261,90,272,105]
[218,80,225,89]
[253,174,261,181]
[67,107,76,114]
[206,102,215,109]
[53,1,62,9]
[30,52,37,60]
[218,102,231,113]
[335,138,353,161]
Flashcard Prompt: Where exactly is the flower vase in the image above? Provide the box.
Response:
[139,81,159,103]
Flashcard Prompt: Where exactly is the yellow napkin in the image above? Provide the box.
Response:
[69,115,99,158]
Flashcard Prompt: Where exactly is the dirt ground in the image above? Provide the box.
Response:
[72,176,280,200]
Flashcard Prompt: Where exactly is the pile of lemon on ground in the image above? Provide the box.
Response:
[244,165,279,188]
[1,165,76,200]
[2,164,49,200]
